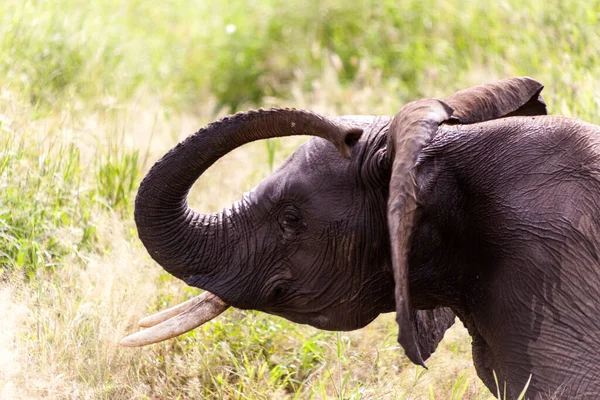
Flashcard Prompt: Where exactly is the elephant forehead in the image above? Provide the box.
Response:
[246,144,335,201]
[302,137,349,171]
[254,115,390,202]
[301,116,389,172]
[249,143,356,206]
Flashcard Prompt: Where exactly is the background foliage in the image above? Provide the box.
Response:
[1,0,599,398]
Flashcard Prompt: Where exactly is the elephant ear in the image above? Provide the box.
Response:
[443,76,547,123]
[386,99,456,366]
[386,77,546,366]
[413,307,456,361]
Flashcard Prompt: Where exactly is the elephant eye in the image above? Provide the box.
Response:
[281,209,302,227]
[277,206,305,240]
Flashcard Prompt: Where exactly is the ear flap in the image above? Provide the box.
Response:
[386,77,545,366]
[443,76,547,123]
[413,307,456,361]
[387,99,455,366]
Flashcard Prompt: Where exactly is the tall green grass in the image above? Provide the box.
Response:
[2,0,600,115]
[1,115,92,278]
[0,97,140,280]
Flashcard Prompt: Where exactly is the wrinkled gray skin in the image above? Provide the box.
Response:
[134,77,600,399]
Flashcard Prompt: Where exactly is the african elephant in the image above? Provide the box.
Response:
[122,77,600,399]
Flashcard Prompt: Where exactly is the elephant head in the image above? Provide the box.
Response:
[122,77,546,367]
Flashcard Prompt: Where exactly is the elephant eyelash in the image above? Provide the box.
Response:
[276,206,303,228]
[282,211,301,224]
[275,207,306,243]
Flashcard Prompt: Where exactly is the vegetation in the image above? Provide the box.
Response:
[1,0,598,398]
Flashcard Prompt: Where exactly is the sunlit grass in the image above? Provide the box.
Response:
[2,0,600,114]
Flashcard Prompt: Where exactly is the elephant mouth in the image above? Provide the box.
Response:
[120,291,229,347]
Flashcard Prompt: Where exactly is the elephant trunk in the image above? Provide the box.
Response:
[125,108,362,347]
[134,108,362,285]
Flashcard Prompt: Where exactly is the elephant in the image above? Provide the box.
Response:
[121,77,600,399]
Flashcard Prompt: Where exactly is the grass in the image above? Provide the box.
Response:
[2,0,600,115]
[1,0,600,399]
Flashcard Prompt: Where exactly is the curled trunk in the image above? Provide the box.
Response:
[135,108,362,285]
[124,109,361,347]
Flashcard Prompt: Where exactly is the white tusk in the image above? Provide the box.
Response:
[138,292,214,328]
[120,291,229,347]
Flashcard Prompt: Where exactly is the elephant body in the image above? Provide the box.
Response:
[322,114,600,397]
[382,114,600,397]
[126,78,600,399]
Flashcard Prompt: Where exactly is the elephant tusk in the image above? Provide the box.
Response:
[138,291,216,328]
[120,291,229,347]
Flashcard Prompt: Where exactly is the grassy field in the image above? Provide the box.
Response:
[1,1,599,399]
